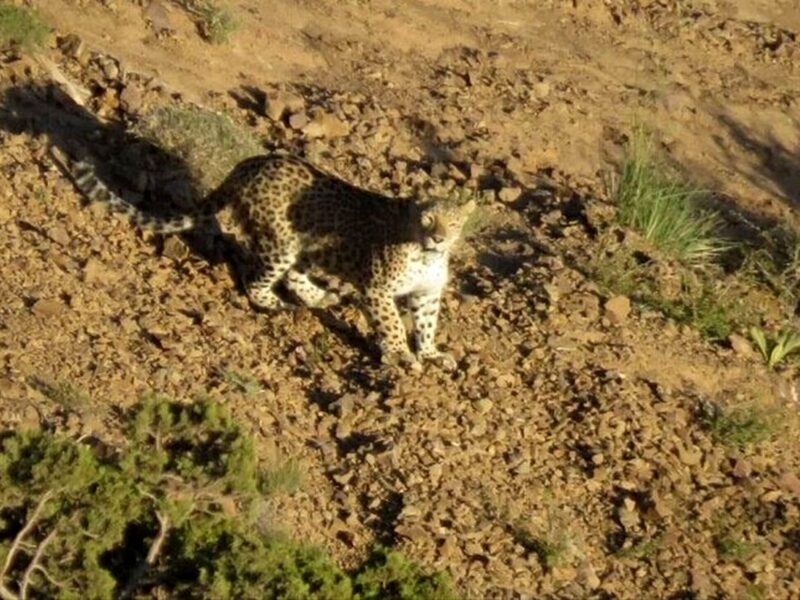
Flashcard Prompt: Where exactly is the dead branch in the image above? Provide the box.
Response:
[0,582,16,600]
[0,492,53,578]
[0,491,54,600]
[34,55,90,108]
[118,511,169,600]
[19,529,57,600]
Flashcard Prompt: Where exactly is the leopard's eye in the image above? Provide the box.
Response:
[421,214,435,229]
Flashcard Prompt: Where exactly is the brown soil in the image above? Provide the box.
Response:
[2,0,800,598]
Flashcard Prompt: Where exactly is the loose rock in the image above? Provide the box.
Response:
[604,295,631,324]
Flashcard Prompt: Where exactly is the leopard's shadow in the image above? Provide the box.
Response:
[0,82,250,292]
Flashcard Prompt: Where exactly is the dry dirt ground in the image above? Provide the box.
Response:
[2,0,800,598]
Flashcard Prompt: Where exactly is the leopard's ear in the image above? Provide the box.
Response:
[421,212,436,229]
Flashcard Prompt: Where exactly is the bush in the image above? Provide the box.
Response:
[132,106,262,193]
[0,398,455,599]
[175,0,237,44]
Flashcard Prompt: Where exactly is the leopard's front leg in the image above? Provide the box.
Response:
[408,290,456,371]
[364,288,420,371]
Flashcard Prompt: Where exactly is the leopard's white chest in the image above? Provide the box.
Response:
[395,250,449,297]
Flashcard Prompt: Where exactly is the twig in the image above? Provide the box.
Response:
[118,511,169,600]
[19,529,57,600]
[146,512,168,565]
[28,565,63,591]
[0,582,17,600]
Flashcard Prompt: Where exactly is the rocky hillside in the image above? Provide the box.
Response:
[1,1,799,598]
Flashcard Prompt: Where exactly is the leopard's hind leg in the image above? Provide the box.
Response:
[284,269,340,308]
[244,239,298,310]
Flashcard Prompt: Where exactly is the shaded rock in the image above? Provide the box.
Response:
[779,471,800,496]
[83,257,110,284]
[143,0,174,34]
[120,84,144,113]
[100,58,120,80]
[732,458,752,479]
[161,237,189,261]
[618,497,640,529]
[395,522,429,542]
[288,111,309,130]
[265,91,305,121]
[59,33,86,61]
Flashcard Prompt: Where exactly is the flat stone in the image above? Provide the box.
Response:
[31,298,66,317]
[498,187,522,203]
[287,111,309,130]
[728,333,754,358]
[265,91,304,121]
[604,295,631,324]
[533,81,551,98]
[120,84,144,113]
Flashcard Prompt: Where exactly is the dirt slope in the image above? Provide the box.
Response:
[2,0,800,598]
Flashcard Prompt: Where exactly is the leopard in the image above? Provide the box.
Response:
[50,147,476,371]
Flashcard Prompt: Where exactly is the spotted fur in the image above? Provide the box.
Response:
[51,147,475,369]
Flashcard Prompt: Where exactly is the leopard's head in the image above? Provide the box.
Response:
[419,199,477,253]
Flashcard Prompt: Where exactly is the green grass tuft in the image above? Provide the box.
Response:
[701,401,780,449]
[0,3,49,51]
[261,459,305,495]
[612,128,727,266]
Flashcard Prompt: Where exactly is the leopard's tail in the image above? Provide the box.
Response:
[50,146,200,234]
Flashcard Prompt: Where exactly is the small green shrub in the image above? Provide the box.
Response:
[701,401,779,449]
[175,0,237,44]
[221,369,263,395]
[0,398,453,599]
[354,547,458,600]
[656,286,736,341]
[509,517,579,571]
[714,532,764,563]
[34,378,89,409]
[590,248,743,342]
[615,537,660,561]
[0,3,49,51]
[742,226,800,307]
[612,128,727,266]
[132,106,261,192]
